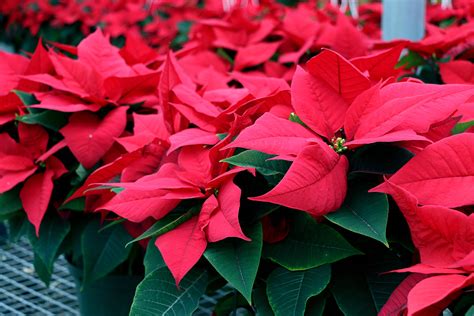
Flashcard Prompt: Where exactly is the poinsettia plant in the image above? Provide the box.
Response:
[1,1,474,316]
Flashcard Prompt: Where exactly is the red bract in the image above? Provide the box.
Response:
[0,124,65,234]
[3,2,474,314]
[97,136,252,284]
[373,133,474,208]
[374,135,474,315]
[251,142,349,216]
[0,51,29,125]
[375,181,474,268]
[155,175,250,285]
[60,106,128,169]
[24,29,159,113]
[0,41,54,125]
[226,49,472,217]
[407,274,474,316]
[376,181,474,316]
[440,60,474,84]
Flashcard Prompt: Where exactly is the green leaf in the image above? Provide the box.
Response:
[29,214,71,285]
[143,237,166,277]
[171,20,193,48]
[349,144,413,175]
[222,150,291,177]
[97,219,125,233]
[359,250,411,311]
[305,296,326,316]
[81,219,132,286]
[276,0,300,7]
[396,51,425,70]
[366,273,406,311]
[71,164,91,186]
[6,213,31,242]
[253,287,274,316]
[325,178,389,246]
[412,60,443,84]
[289,112,308,127]
[217,48,234,65]
[59,197,85,212]
[264,213,361,270]
[33,254,52,285]
[130,267,208,316]
[452,120,474,135]
[331,269,378,316]
[13,90,38,106]
[466,305,474,316]
[126,206,199,247]
[17,110,68,131]
[266,265,331,316]
[451,292,474,315]
[214,292,249,316]
[439,16,456,29]
[111,187,124,194]
[204,224,263,303]
[242,202,280,225]
[0,187,22,220]
[217,133,228,141]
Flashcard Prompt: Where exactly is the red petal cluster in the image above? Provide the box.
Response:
[1,3,474,313]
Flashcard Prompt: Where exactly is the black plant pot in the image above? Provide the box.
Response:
[0,223,7,244]
[67,263,142,316]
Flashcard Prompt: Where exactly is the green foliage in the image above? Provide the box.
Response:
[397,52,444,83]
[331,269,378,315]
[223,150,290,185]
[213,292,250,316]
[81,219,132,286]
[396,51,425,70]
[217,48,235,65]
[143,237,166,277]
[289,112,307,127]
[276,0,301,7]
[17,110,68,131]
[13,90,38,106]
[29,214,71,285]
[205,224,263,303]
[59,197,85,212]
[6,213,31,242]
[266,265,331,316]
[0,187,22,220]
[126,205,200,247]
[326,177,389,246]
[253,287,274,316]
[349,144,413,175]
[171,20,193,49]
[130,267,208,316]
[264,213,362,270]
[305,297,326,316]
[452,120,474,134]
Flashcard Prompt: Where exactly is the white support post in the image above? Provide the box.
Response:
[339,0,348,12]
[382,0,426,41]
[441,0,453,9]
[348,0,359,19]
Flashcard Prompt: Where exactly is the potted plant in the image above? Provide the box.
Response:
[1,1,474,315]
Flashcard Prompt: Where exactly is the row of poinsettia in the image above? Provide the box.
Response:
[4,0,474,57]
[1,3,474,316]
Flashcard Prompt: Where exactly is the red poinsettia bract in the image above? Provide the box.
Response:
[374,134,474,316]
[226,48,474,217]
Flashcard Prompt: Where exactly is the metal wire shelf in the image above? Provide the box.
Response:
[0,237,79,315]
[0,234,225,315]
